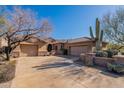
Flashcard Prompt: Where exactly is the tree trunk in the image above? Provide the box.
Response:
[5,46,11,61]
[6,51,10,61]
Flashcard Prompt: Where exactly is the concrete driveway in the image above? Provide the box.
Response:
[11,56,124,88]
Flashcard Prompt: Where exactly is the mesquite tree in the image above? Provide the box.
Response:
[0,7,6,37]
[0,7,52,60]
[102,8,124,46]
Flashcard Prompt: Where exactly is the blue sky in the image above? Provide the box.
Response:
[6,5,122,39]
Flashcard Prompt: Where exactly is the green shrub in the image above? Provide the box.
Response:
[106,50,113,58]
[112,50,118,55]
[102,52,108,57]
[105,49,119,57]
[62,49,68,55]
[95,51,108,57]
[95,50,118,58]
[96,51,103,57]
[107,62,124,73]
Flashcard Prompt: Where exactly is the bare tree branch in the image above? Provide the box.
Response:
[102,8,124,45]
[0,6,52,60]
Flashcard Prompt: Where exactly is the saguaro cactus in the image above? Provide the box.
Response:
[89,18,104,51]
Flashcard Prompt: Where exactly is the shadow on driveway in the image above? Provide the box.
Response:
[32,59,85,80]
[32,62,73,70]
[32,56,124,78]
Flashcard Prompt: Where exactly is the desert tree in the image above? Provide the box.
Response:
[102,8,124,49]
[0,6,6,36]
[0,6,52,60]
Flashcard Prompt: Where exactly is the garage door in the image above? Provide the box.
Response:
[70,46,88,56]
[20,45,38,56]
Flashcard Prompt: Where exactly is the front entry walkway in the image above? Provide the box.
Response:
[11,56,124,88]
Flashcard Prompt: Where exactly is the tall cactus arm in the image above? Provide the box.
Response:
[89,26,94,39]
[100,30,103,42]
[96,18,100,40]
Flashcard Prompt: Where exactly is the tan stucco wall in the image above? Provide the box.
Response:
[66,41,107,55]
[67,41,94,47]
[53,41,95,55]
[12,45,21,57]
[66,42,94,55]
[53,43,63,55]
[11,38,107,57]
[37,41,48,56]
[12,40,49,57]
[38,42,47,51]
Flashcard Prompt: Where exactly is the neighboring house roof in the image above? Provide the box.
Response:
[53,37,108,44]
[54,37,93,44]
[21,37,57,44]
[20,36,108,45]
[43,37,56,43]
[20,36,46,44]
[67,37,93,43]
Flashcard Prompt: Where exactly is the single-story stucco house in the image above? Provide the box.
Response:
[0,37,107,57]
[12,37,56,57]
[52,37,107,56]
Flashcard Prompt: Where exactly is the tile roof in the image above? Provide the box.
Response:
[55,37,93,43]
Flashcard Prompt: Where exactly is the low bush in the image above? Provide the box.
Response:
[106,50,113,58]
[95,49,119,58]
[95,51,102,57]
[112,50,118,55]
[95,51,108,57]
[0,60,16,83]
[107,62,124,73]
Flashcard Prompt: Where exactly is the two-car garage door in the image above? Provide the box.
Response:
[70,46,88,56]
[20,45,38,56]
